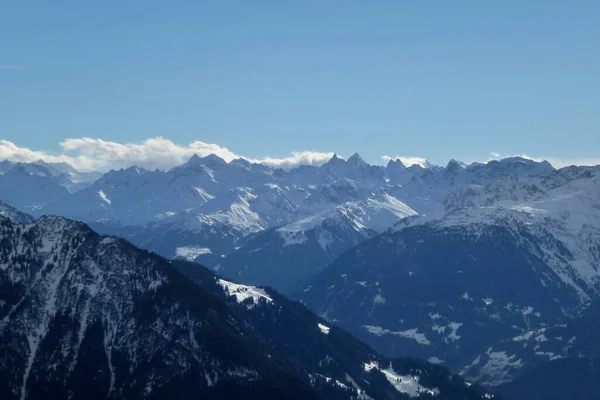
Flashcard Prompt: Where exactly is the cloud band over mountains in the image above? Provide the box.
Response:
[0,137,598,172]
[0,137,340,171]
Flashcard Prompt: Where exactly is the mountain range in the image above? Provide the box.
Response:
[29,154,555,289]
[0,152,598,398]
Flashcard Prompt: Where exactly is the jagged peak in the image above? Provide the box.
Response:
[202,153,227,165]
[347,152,367,166]
[182,153,227,169]
[386,158,406,170]
[322,153,346,168]
[121,166,146,174]
[186,154,203,164]
[5,162,54,177]
[386,157,431,169]
[101,166,146,182]
[230,158,252,167]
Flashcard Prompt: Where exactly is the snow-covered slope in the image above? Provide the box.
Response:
[442,166,600,300]
[216,193,417,292]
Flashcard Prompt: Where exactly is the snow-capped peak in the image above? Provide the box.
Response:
[322,153,346,167]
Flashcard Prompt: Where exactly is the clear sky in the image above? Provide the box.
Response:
[1,1,599,169]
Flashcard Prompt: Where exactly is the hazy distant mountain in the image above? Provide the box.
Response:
[0,162,70,211]
[0,160,101,211]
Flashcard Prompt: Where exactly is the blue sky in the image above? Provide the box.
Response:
[1,1,599,169]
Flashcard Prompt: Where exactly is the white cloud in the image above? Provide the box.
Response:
[0,140,97,171]
[255,151,335,169]
[382,155,430,168]
[60,137,240,171]
[0,137,335,172]
[488,152,543,163]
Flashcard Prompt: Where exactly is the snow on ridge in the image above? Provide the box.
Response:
[427,200,600,302]
[363,361,440,397]
[193,187,215,202]
[344,373,374,400]
[278,211,333,235]
[463,349,524,387]
[98,190,111,205]
[175,246,212,261]
[218,279,273,308]
[279,229,308,247]
[433,170,600,301]
[317,323,330,335]
[276,194,418,250]
[196,201,265,235]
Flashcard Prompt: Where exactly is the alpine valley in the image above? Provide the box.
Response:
[1,152,599,399]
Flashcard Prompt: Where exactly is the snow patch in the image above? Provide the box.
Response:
[479,349,524,386]
[98,190,111,205]
[428,357,444,364]
[317,323,330,335]
[174,246,212,261]
[373,294,387,305]
[364,325,430,345]
[193,187,215,202]
[218,279,272,308]
[279,229,308,247]
[364,361,440,397]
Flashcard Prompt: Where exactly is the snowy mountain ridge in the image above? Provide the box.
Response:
[438,166,600,300]
[30,154,557,271]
